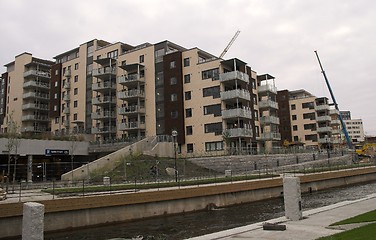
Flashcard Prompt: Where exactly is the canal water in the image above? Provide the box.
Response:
[45,181,376,240]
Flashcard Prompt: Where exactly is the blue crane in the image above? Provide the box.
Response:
[314,51,353,149]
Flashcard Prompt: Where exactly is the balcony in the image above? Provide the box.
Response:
[63,82,71,89]
[63,108,70,114]
[318,137,333,144]
[220,89,250,102]
[260,116,280,125]
[329,109,339,115]
[21,126,48,132]
[315,104,330,111]
[21,114,49,122]
[317,115,331,122]
[92,82,116,91]
[91,111,116,119]
[118,122,146,131]
[258,84,277,94]
[64,69,71,77]
[92,67,116,78]
[118,106,146,115]
[118,74,145,86]
[92,126,117,134]
[332,128,341,135]
[259,132,281,141]
[92,97,116,105]
[23,70,51,79]
[23,80,50,89]
[219,71,249,84]
[222,108,252,119]
[317,126,332,133]
[331,119,341,125]
[223,128,253,138]
[63,95,70,101]
[22,103,49,111]
[118,90,145,100]
[258,100,278,109]
[23,92,49,100]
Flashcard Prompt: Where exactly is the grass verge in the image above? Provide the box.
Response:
[330,209,376,226]
[317,222,376,240]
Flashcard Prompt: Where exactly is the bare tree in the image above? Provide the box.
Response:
[5,112,20,192]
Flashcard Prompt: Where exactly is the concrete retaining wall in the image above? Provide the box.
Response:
[2,167,376,239]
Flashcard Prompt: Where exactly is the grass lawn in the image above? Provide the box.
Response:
[317,222,376,240]
[317,209,376,240]
[331,209,376,226]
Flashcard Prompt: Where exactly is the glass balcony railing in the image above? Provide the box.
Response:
[219,71,249,84]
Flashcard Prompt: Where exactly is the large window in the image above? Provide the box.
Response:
[303,113,316,120]
[203,86,220,98]
[204,122,222,135]
[107,50,118,59]
[202,68,219,80]
[204,104,221,117]
[205,141,224,151]
[302,102,314,109]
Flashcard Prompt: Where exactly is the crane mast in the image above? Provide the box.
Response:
[314,51,353,149]
[219,30,240,59]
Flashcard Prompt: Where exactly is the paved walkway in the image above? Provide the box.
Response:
[188,193,376,240]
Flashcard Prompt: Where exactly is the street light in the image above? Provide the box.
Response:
[172,130,178,182]
[325,135,331,160]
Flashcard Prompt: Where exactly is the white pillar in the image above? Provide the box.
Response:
[22,202,44,240]
[283,176,302,221]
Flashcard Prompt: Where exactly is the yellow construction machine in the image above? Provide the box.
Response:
[355,143,376,158]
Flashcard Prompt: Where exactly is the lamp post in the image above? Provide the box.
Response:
[325,135,331,161]
[172,130,178,182]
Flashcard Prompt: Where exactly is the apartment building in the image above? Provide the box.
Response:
[343,118,365,143]
[2,39,280,155]
[277,89,342,149]
[1,53,54,133]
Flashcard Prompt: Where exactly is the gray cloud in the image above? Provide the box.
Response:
[1,0,375,134]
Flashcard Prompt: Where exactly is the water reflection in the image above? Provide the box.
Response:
[45,181,376,240]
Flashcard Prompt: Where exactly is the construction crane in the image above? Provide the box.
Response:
[314,50,353,149]
[219,30,241,59]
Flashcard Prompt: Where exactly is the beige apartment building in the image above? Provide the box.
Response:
[277,89,342,149]
[1,53,54,133]
[1,39,281,155]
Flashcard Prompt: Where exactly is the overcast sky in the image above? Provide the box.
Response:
[1,0,375,135]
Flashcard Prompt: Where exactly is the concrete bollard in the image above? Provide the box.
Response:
[283,176,302,221]
[22,202,45,240]
[103,176,110,186]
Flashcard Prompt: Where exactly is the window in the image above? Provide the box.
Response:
[203,86,220,98]
[291,104,296,110]
[185,108,192,118]
[254,110,259,121]
[204,104,221,117]
[202,68,219,80]
[74,113,78,121]
[170,61,176,69]
[107,50,118,59]
[303,113,316,120]
[171,110,178,119]
[183,58,190,67]
[293,136,299,141]
[74,88,78,95]
[305,134,318,142]
[292,115,297,120]
[74,75,78,82]
[54,93,58,99]
[186,126,193,135]
[155,49,165,63]
[74,100,78,108]
[171,93,177,102]
[55,117,59,124]
[185,91,191,100]
[74,63,79,70]
[304,124,316,131]
[204,122,222,135]
[54,105,57,111]
[139,55,144,63]
[293,125,298,131]
[302,102,314,109]
[205,141,224,151]
[187,144,194,153]
[184,74,190,83]
[55,81,58,87]
[170,77,177,85]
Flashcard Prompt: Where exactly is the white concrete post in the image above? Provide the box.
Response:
[22,202,44,240]
[283,176,302,221]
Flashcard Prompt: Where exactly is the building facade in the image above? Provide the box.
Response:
[1,39,281,155]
